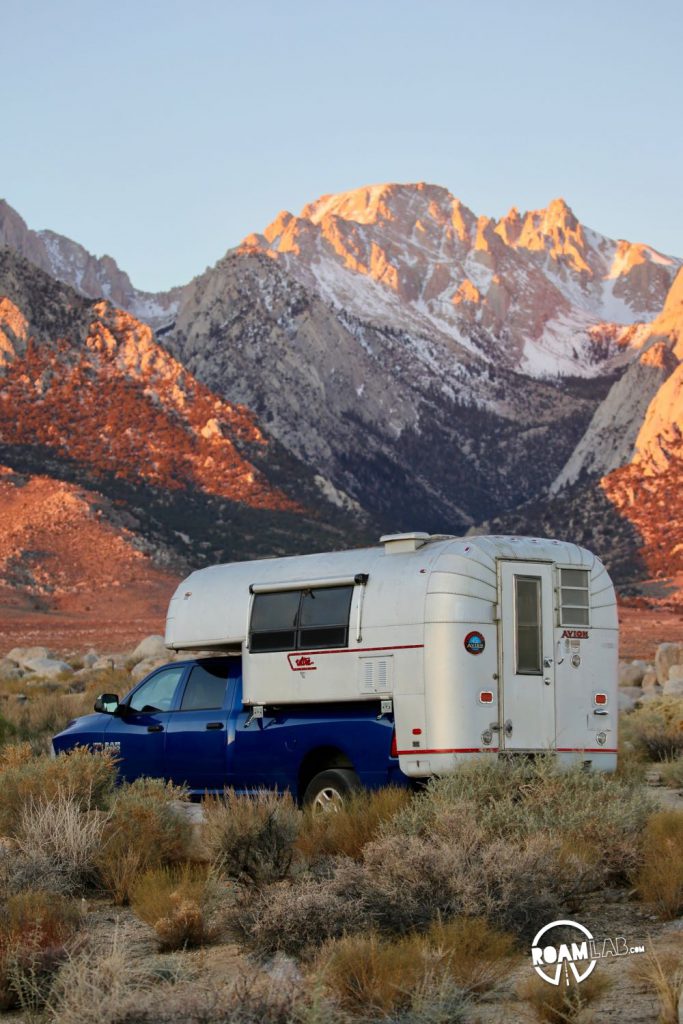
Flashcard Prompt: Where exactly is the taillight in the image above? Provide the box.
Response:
[594,693,608,705]
[390,730,398,758]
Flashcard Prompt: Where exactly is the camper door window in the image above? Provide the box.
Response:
[250,585,353,653]
[515,576,542,675]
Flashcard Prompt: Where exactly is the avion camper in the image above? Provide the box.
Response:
[166,533,619,775]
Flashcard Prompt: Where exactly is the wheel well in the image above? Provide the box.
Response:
[297,746,353,802]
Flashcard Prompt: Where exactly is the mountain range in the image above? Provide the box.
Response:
[0,183,682,645]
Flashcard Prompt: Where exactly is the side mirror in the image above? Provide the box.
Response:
[94,693,120,714]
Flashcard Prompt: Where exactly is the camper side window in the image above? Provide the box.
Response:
[559,569,590,626]
[249,586,353,653]
[249,591,300,652]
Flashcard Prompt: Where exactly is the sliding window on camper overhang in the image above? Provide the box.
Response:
[249,585,353,653]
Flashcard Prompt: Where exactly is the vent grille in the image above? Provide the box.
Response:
[359,655,393,694]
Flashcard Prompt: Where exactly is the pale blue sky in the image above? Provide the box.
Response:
[2,0,681,291]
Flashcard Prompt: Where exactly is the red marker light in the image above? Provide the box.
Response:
[595,693,608,705]
[390,731,398,758]
[412,728,422,735]
[480,691,494,704]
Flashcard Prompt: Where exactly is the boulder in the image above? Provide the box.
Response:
[655,643,683,686]
[0,658,23,681]
[619,661,648,687]
[663,664,683,697]
[641,669,659,691]
[92,656,117,671]
[130,656,169,683]
[82,650,99,669]
[131,635,168,663]
[23,657,73,679]
[6,646,53,668]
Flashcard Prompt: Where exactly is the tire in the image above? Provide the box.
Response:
[302,768,361,812]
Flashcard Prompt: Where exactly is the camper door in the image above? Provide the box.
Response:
[499,561,555,750]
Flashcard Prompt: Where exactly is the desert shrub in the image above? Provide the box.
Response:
[386,755,653,881]
[518,971,611,1022]
[96,778,192,903]
[238,822,576,955]
[626,697,683,761]
[232,871,367,957]
[0,842,76,899]
[3,693,84,751]
[48,927,157,1024]
[635,811,683,918]
[0,713,16,748]
[0,745,117,836]
[356,830,587,941]
[297,786,412,863]
[0,890,81,1012]
[425,917,518,994]
[13,792,107,894]
[630,948,683,1024]
[203,789,300,886]
[130,864,222,950]
[317,931,471,1021]
[660,754,683,789]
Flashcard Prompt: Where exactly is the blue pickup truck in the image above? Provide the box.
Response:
[52,657,406,806]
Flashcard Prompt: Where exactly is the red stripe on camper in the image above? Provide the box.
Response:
[293,644,424,656]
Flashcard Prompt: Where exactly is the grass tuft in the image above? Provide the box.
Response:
[635,810,683,918]
[518,971,612,1023]
[130,864,221,951]
[297,785,412,863]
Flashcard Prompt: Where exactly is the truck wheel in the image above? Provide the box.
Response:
[303,768,361,812]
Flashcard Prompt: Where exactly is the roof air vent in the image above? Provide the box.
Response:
[380,532,430,554]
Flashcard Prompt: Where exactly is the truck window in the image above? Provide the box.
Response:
[128,666,184,712]
[515,576,542,675]
[559,568,590,626]
[250,585,353,653]
[179,662,230,711]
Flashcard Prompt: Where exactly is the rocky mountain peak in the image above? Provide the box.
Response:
[239,182,680,377]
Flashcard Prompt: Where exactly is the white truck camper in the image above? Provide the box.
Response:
[165,533,619,775]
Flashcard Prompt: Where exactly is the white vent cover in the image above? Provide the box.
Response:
[380,532,430,553]
[359,655,393,694]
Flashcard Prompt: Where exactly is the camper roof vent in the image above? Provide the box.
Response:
[380,532,430,554]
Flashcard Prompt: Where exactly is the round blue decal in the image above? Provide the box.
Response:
[464,631,485,655]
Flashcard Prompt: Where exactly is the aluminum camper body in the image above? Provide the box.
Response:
[166,533,618,776]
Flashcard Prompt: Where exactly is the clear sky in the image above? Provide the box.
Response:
[2,0,681,291]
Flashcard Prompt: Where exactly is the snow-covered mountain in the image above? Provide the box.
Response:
[241,183,680,378]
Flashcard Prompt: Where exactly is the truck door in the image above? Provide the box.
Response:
[499,561,555,750]
[165,660,237,793]
[108,665,187,782]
